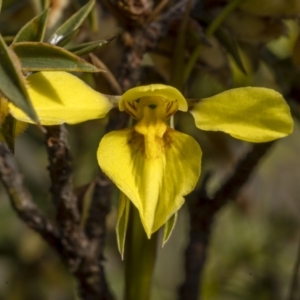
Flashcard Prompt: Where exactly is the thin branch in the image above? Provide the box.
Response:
[287,236,300,300]
[116,0,196,90]
[45,125,114,300]
[179,141,274,300]
[213,142,274,208]
[46,125,80,224]
[75,171,113,300]
[0,142,62,252]
[86,172,112,241]
[45,125,85,270]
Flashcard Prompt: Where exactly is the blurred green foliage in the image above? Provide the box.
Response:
[0,0,300,299]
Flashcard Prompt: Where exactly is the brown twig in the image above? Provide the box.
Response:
[0,131,114,299]
[45,125,84,269]
[78,171,113,300]
[0,142,62,252]
[46,125,80,224]
[179,141,274,300]
[116,0,195,90]
[287,236,300,300]
[45,125,114,300]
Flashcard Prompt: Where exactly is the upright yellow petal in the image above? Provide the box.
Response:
[9,71,113,125]
[190,87,293,142]
[119,84,188,112]
[97,128,201,237]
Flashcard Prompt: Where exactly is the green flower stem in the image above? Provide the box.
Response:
[170,0,192,90]
[124,205,158,300]
[183,0,243,84]
[205,0,243,37]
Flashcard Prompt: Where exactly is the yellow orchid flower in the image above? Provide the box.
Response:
[9,71,294,252]
[98,85,202,248]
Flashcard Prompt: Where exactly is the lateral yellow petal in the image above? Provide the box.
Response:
[119,84,188,112]
[97,128,201,237]
[190,87,293,142]
[9,71,113,125]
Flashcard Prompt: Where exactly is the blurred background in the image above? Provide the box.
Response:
[0,0,300,299]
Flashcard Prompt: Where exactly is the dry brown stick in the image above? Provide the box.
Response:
[77,172,114,300]
[287,237,300,300]
[45,125,114,300]
[45,125,85,267]
[0,142,62,252]
[179,141,274,300]
[46,126,80,225]
[116,0,194,90]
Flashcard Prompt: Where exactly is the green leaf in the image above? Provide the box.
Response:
[11,42,102,72]
[76,181,96,230]
[215,28,246,75]
[13,6,50,43]
[1,114,16,153]
[0,0,2,13]
[66,38,111,56]
[29,0,50,14]
[184,0,244,84]
[162,213,177,247]
[3,36,14,44]
[49,0,95,46]
[0,35,38,122]
[55,29,79,47]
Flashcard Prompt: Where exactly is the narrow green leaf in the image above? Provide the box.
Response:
[1,114,16,153]
[162,213,178,247]
[215,28,246,75]
[55,29,79,47]
[184,0,244,84]
[11,42,102,72]
[41,0,50,11]
[89,1,99,32]
[30,0,50,13]
[13,6,50,43]
[30,0,43,13]
[0,35,38,122]
[49,0,95,46]
[77,181,96,230]
[67,39,110,56]
[0,0,2,13]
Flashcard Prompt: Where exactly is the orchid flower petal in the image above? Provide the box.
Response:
[190,87,293,142]
[119,84,188,112]
[97,127,201,237]
[9,71,113,125]
[116,192,131,259]
[162,212,178,247]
